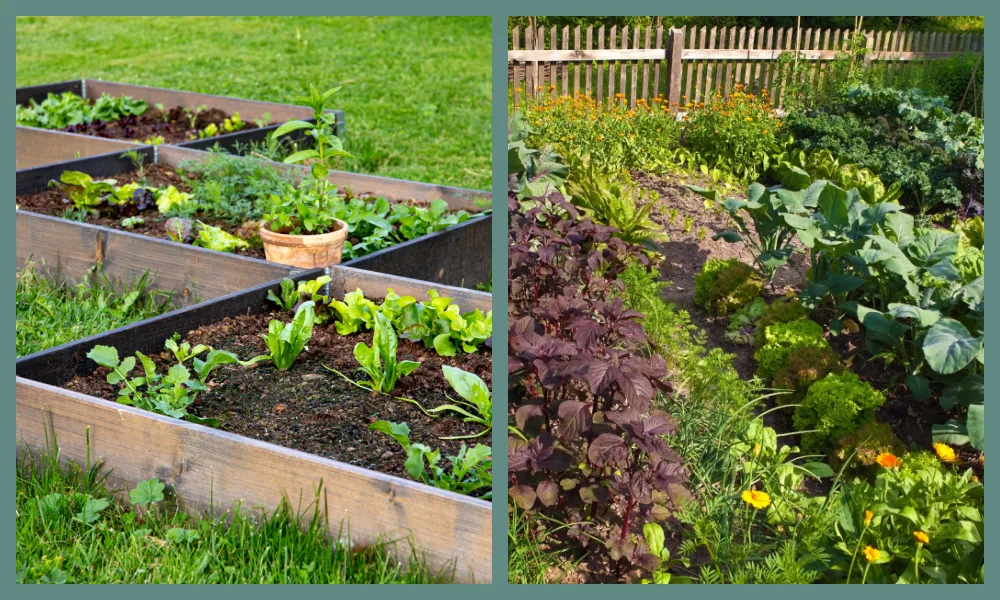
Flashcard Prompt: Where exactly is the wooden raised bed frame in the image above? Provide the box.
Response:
[15,78,346,150]
[16,131,493,288]
[16,126,144,170]
[16,266,493,583]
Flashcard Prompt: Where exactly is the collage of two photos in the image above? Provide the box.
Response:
[13,13,985,586]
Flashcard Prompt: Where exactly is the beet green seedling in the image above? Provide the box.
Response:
[368,420,492,498]
[427,365,491,439]
[353,312,420,393]
[263,301,316,370]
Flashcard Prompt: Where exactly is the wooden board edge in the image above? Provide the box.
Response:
[15,377,491,583]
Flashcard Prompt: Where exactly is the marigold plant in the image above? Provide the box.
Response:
[681,85,784,182]
[515,92,681,173]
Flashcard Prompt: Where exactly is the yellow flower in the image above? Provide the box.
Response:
[934,442,957,462]
[914,531,930,545]
[863,546,881,562]
[741,489,771,510]
[864,510,873,527]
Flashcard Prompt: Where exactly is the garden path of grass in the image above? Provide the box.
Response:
[15,16,491,190]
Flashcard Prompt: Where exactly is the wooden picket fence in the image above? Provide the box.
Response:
[508,25,984,109]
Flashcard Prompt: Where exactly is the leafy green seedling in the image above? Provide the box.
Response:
[267,278,299,311]
[427,365,492,438]
[368,420,492,498]
[264,301,316,370]
[353,312,420,393]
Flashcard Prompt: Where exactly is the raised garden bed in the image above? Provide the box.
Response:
[16,125,144,170]
[15,79,346,152]
[16,267,492,583]
[15,136,492,287]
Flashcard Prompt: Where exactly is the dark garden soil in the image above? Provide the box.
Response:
[17,164,469,263]
[62,106,257,145]
[15,163,269,259]
[65,310,492,488]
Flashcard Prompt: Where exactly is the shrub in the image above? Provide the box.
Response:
[754,318,828,383]
[753,297,808,349]
[681,86,784,182]
[831,421,905,474]
[508,190,688,579]
[694,258,762,316]
[772,345,844,404]
[515,92,681,173]
[793,371,885,453]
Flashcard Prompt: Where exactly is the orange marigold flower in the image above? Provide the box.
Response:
[914,531,930,545]
[934,443,957,462]
[741,489,771,510]
[863,546,881,562]
[864,510,873,527]
[876,453,902,469]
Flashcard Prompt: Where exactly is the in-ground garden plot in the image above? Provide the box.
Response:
[507,15,983,585]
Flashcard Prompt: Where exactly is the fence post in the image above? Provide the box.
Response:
[667,27,684,110]
[863,32,874,67]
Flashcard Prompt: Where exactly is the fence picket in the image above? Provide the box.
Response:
[509,26,984,109]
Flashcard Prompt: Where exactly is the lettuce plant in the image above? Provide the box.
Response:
[263,301,316,370]
[427,365,491,439]
[353,312,420,393]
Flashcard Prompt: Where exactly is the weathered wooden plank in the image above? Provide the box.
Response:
[550,26,558,99]
[511,26,522,106]
[667,27,684,108]
[597,26,606,103]
[694,27,707,103]
[653,26,663,99]
[16,211,295,311]
[608,26,618,102]
[630,27,640,107]
[15,79,83,105]
[724,26,738,98]
[573,26,581,96]
[585,26,594,97]
[508,48,667,63]
[618,25,629,104]
[641,26,651,101]
[16,145,156,194]
[562,27,571,96]
[15,378,492,583]
[16,126,144,170]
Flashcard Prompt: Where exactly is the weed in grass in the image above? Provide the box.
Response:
[16,263,173,357]
[16,440,450,584]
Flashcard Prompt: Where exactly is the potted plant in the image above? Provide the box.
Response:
[260,85,354,268]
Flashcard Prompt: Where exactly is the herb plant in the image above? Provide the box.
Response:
[263,84,354,235]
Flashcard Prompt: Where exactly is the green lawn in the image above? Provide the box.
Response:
[15,16,492,190]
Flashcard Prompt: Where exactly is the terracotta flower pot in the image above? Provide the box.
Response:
[260,219,349,268]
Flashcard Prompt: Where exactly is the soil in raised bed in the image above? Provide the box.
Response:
[62,106,258,145]
[15,164,268,260]
[63,310,493,490]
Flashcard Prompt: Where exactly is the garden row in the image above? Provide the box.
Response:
[507,64,984,583]
[16,81,493,582]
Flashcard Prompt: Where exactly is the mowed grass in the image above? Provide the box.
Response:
[15,16,491,190]
[16,447,450,584]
